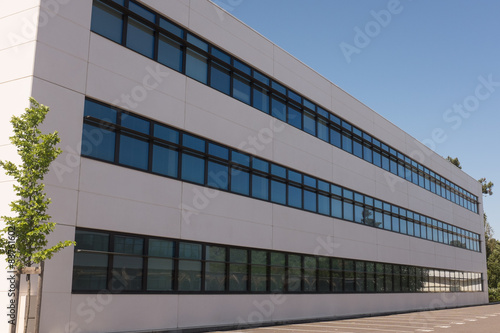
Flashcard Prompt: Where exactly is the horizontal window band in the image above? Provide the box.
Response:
[81,98,481,253]
[72,227,484,294]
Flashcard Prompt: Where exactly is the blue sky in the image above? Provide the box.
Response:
[216,0,500,236]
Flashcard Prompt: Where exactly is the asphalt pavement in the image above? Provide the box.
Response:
[213,303,500,333]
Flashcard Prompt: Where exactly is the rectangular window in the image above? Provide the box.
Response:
[318,257,330,292]
[112,235,144,291]
[252,174,269,200]
[271,180,286,205]
[270,252,285,292]
[383,213,391,230]
[181,153,205,184]
[317,119,328,142]
[304,111,316,136]
[287,106,302,129]
[385,264,393,292]
[178,242,202,291]
[152,144,178,177]
[376,263,384,292]
[356,261,366,292]
[353,139,363,158]
[147,239,174,291]
[91,0,123,43]
[304,256,317,292]
[207,161,229,190]
[253,85,269,114]
[210,62,231,95]
[119,134,149,170]
[233,74,251,104]
[343,201,353,221]
[392,216,400,233]
[186,49,208,84]
[331,258,343,292]
[344,260,355,292]
[330,127,341,148]
[363,145,372,163]
[342,133,352,153]
[393,265,401,292]
[382,154,390,171]
[288,184,302,208]
[390,158,397,175]
[271,97,286,122]
[304,189,317,212]
[374,211,383,229]
[73,230,109,291]
[229,248,248,291]
[251,250,267,292]
[82,123,116,162]
[332,197,342,219]
[373,149,381,167]
[158,34,183,72]
[414,222,421,238]
[354,205,364,224]
[231,168,250,195]
[126,18,154,58]
[318,194,330,215]
[287,254,302,292]
[154,123,179,143]
[205,246,226,291]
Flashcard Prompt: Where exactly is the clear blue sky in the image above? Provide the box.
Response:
[215,0,500,236]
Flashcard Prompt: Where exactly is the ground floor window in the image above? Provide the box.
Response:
[72,228,484,294]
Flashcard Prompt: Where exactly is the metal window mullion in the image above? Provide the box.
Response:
[114,112,122,164]
[147,121,154,172]
[153,15,160,61]
[143,237,149,291]
[107,233,115,291]
[225,246,230,292]
[173,242,179,291]
[201,244,206,292]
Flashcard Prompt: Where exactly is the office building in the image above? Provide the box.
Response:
[0,0,487,332]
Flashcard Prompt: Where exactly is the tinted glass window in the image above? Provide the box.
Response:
[287,106,302,129]
[231,168,250,195]
[81,124,116,162]
[233,75,251,104]
[252,174,269,200]
[253,85,269,113]
[126,18,154,58]
[121,114,150,134]
[271,97,286,122]
[210,62,231,95]
[158,34,183,72]
[152,144,178,177]
[119,135,148,170]
[186,49,208,84]
[207,161,229,190]
[181,153,205,184]
[91,1,123,43]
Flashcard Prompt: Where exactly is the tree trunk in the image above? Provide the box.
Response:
[23,275,31,333]
[9,271,21,333]
[34,262,44,333]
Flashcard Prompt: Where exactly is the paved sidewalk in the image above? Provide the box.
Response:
[214,303,500,333]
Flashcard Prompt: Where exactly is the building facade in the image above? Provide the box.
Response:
[0,0,487,332]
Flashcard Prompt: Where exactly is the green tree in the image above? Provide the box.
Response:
[0,98,75,333]
[485,214,496,259]
[446,156,462,169]
[479,178,494,196]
